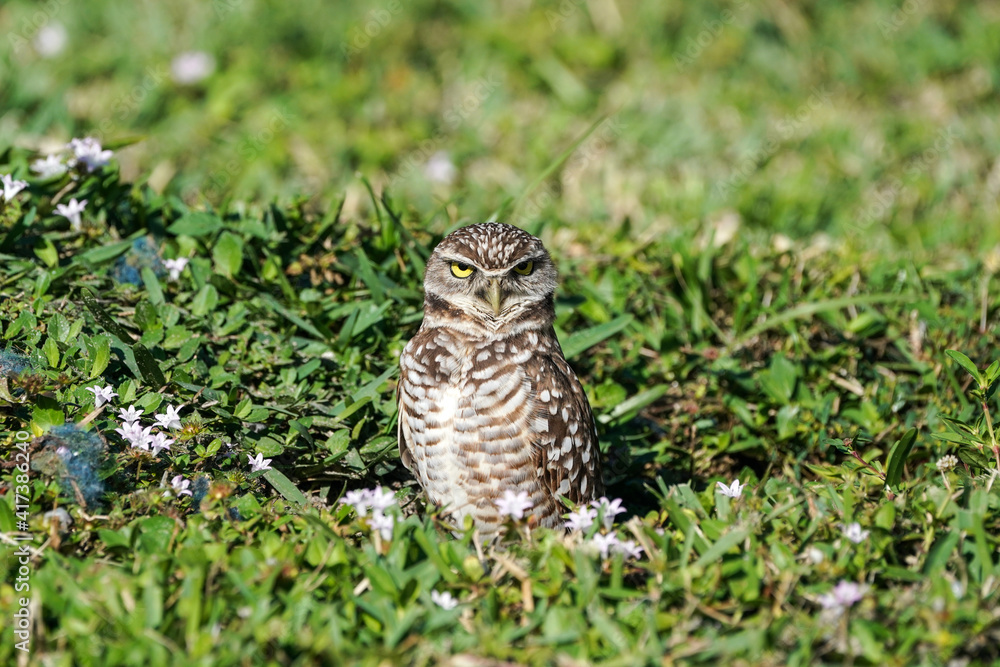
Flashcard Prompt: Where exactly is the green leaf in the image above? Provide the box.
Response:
[945,349,982,384]
[88,334,111,379]
[761,355,798,404]
[168,211,223,237]
[213,231,244,278]
[191,284,219,317]
[264,468,307,506]
[34,236,58,267]
[42,336,60,368]
[141,267,165,305]
[561,314,633,360]
[0,499,15,532]
[885,428,917,490]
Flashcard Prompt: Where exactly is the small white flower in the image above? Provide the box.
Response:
[171,51,216,85]
[117,405,144,424]
[564,506,598,532]
[31,154,68,179]
[840,522,870,544]
[341,489,373,515]
[936,454,958,472]
[169,475,193,497]
[116,423,153,451]
[155,405,182,430]
[150,432,174,457]
[86,384,118,407]
[614,539,644,560]
[369,511,394,540]
[590,531,620,559]
[590,497,627,528]
[950,579,965,599]
[495,489,534,520]
[67,137,112,172]
[34,23,68,57]
[803,546,825,565]
[424,151,456,185]
[367,486,396,513]
[716,479,744,498]
[1,174,29,202]
[817,580,866,616]
[164,257,189,280]
[55,198,88,230]
[430,590,459,610]
[248,453,272,472]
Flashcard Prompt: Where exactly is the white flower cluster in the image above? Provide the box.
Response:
[936,454,958,472]
[110,399,181,458]
[563,497,642,560]
[340,486,398,540]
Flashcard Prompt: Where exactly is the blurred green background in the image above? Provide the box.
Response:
[2,0,998,250]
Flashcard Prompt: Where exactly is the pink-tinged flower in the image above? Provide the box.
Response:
[247,453,272,472]
[117,405,143,425]
[116,423,153,451]
[367,486,397,513]
[169,475,193,497]
[817,580,866,616]
[590,532,620,559]
[341,489,373,515]
[716,480,744,498]
[614,539,644,560]
[55,198,87,230]
[164,257,189,280]
[150,432,174,457]
[67,137,112,172]
[840,522,869,544]
[564,506,598,532]
[171,51,216,85]
[430,590,459,610]
[369,511,394,540]
[86,384,117,407]
[155,405,182,430]
[591,497,627,528]
[1,174,29,202]
[495,490,534,520]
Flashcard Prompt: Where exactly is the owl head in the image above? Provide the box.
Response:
[423,222,558,327]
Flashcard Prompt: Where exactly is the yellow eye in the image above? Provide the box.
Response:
[450,261,474,278]
[513,260,534,275]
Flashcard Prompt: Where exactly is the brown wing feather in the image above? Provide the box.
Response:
[533,354,604,506]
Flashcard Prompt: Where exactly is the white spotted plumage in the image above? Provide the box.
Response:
[398,223,604,536]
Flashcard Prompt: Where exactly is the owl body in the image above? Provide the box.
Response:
[398,223,603,535]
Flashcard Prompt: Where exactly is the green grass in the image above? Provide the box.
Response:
[1,0,1000,665]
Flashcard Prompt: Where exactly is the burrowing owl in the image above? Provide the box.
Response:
[397,222,604,535]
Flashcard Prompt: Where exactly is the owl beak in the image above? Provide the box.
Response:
[487,278,503,316]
